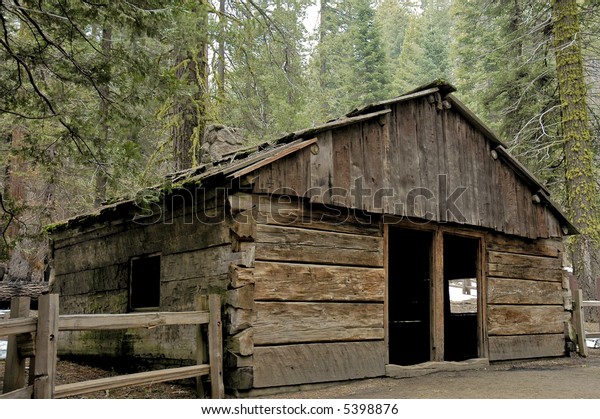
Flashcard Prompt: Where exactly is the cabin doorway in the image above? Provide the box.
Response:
[443,234,479,361]
[387,227,483,366]
[387,227,433,365]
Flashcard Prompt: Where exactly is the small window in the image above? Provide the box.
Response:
[130,255,160,310]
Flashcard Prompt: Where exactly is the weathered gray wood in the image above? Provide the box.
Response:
[208,295,224,399]
[582,301,600,307]
[0,385,33,399]
[255,224,383,267]
[226,328,254,356]
[161,245,241,283]
[487,263,563,282]
[224,366,254,390]
[253,261,384,302]
[386,358,489,378]
[226,285,255,310]
[486,234,563,258]
[487,277,563,305]
[253,341,385,388]
[33,294,59,399]
[196,296,209,398]
[54,364,210,399]
[488,305,567,336]
[225,307,254,335]
[253,302,384,345]
[488,251,562,271]
[488,334,566,361]
[0,317,39,336]
[309,131,334,204]
[59,311,210,331]
[229,264,254,289]
[573,289,588,357]
[3,297,30,394]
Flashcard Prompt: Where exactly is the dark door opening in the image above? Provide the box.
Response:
[443,234,479,361]
[388,227,433,365]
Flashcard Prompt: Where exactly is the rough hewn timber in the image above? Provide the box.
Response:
[488,305,567,335]
[488,334,565,361]
[253,341,385,388]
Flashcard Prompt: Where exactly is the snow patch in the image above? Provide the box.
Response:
[0,340,6,360]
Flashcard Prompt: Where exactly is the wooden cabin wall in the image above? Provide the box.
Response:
[227,193,386,391]
[485,233,570,361]
[251,96,563,240]
[50,196,247,364]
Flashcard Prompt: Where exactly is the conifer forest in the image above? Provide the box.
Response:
[0,0,599,308]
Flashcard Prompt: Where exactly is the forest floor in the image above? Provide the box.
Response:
[0,349,600,399]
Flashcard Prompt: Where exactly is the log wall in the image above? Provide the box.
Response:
[485,232,570,361]
[227,194,386,390]
[51,198,247,363]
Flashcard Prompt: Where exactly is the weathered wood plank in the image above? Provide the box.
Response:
[33,294,59,399]
[54,364,210,399]
[0,318,37,340]
[487,277,563,305]
[253,262,384,302]
[0,385,33,399]
[253,341,385,388]
[208,295,224,399]
[488,305,567,335]
[255,224,384,267]
[3,297,30,394]
[254,302,384,345]
[309,131,334,204]
[486,234,563,258]
[488,334,565,361]
[58,311,210,331]
[226,328,253,356]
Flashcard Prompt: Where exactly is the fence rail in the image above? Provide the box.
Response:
[572,289,600,357]
[0,293,223,399]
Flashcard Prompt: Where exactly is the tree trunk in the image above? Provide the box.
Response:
[552,0,600,320]
[95,25,112,207]
[172,1,209,171]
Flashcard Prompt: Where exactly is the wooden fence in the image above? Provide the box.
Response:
[572,288,600,357]
[0,293,223,399]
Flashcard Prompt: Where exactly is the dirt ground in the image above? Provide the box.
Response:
[1,349,600,399]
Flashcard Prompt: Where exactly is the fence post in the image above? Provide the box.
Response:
[3,297,30,393]
[33,293,59,399]
[195,295,209,398]
[208,294,224,399]
[573,289,588,357]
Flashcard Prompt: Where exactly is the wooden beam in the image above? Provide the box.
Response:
[229,138,318,179]
[3,297,30,394]
[58,311,210,331]
[253,341,385,388]
[33,294,59,399]
[0,317,37,336]
[573,289,588,357]
[0,385,33,399]
[253,301,384,345]
[432,229,444,361]
[195,296,209,398]
[54,365,210,399]
[582,301,600,307]
[208,295,225,399]
[488,334,565,361]
[488,305,568,336]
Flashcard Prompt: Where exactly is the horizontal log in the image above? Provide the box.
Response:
[54,364,210,398]
[0,385,33,399]
[487,263,563,282]
[0,282,48,301]
[488,334,565,361]
[0,317,37,336]
[226,285,255,310]
[253,341,385,388]
[488,251,562,271]
[486,235,563,258]
[488,305,568,335]
[487,277,563,305]
[255,224,383,267]
[254,261,384,302]
[254,302,384,345]
[58,311,210,331]
[583,301,600,307]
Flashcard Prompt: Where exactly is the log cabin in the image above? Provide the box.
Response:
[47,81,576,396]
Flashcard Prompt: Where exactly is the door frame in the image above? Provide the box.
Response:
[384,220,488,365]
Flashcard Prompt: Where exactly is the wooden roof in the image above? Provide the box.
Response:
[49,81,577,237]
